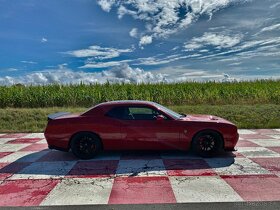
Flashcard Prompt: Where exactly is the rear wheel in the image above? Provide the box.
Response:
[192,130,223,157]
[70,132,102,159]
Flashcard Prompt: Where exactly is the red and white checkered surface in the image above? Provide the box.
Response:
[0,129,280,206]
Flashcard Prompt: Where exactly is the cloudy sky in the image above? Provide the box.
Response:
[0,0,279,85]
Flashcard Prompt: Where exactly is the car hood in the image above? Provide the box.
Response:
[179,114,235,125]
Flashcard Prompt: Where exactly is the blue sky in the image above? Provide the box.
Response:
[0,0,279,85]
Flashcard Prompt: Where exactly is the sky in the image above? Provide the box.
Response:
[0,0,279,85]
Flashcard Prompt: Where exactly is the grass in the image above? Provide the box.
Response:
[0,104,279,133]
[0,80,279,108]
[0,81,279,132]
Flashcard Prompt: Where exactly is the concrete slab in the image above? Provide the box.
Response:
[170,176,243,202]
[41,178,114,205]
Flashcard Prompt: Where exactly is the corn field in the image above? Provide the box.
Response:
[0,80,279,108]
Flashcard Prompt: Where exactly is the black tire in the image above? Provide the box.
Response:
[70,132,102,159]
[191,130,223,157]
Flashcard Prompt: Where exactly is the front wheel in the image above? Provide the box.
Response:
[192,130,223,157]
[70,132,102,159]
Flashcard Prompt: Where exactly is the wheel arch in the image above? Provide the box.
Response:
[68,131,103,150]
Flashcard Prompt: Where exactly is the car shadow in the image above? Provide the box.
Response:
[0,149,236,178]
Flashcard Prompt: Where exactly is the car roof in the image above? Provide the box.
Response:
[81,100,158,116]
[98,100,156,106]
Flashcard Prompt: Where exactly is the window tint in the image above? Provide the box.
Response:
[106,106,168,120]
[128,107,153,115]
[106,107,126,119]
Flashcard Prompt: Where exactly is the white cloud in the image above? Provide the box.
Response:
[139,35,153,47]
[41,37,48,43]
[2,63,277,86]
[228,62,242,66]
[7,68,18,72]
[184,32,243,50]
[196,37,280,61]
[222,74,238,82]
[260,23,280,33]
[97,0,116,12]
[129,28,138,38]
[97,0,249,46]
[270,2,280,9]
[21,61,37,64]
[0,64,167,85]
[136,53,201,65]
[80,60,132,68]
[65,45,133,59]
[152,66,239,82]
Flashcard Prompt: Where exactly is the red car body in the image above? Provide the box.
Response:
[44,100,239,153]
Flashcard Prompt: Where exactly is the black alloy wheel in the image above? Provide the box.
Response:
[71,132,102,159]
[192,130,223,157]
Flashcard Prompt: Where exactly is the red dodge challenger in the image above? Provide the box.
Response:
[44,100,239,159]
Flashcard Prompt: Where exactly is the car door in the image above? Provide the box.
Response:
[120,106,181,150]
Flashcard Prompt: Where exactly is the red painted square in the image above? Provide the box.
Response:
[0,152,12,159]
[67,160,119,178]
[0,162,31,181]
[222,175,280,201]
[267,147,280,154]
[239,134,271,140]
[0,133,27,138]
[20,144,48,152]
[0,179,60,206]
[109,177,176,204]
[236,140,261,147]
[37,151,77,161]
[121,151,161,160]
[8,138,42,144]
[164,159,216,176]
[251,158,280,172]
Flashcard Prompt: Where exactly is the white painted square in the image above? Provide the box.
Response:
[0,144,29,152]
[9,161,76,179]
[238,147,280,158]
[0,151,49,163]
[206,157,271,175]
[40,178,114,205]
[267,135,280,140]
[35,139,47,144]
[170,176,243,202]
[116,159,167,177]
[0,138,15,144]
[250,139,280,147]
[24,133,45,138]
[238,129,256,135]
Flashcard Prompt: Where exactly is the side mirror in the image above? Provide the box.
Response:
[156,115,165,121]
[179,113,186,117]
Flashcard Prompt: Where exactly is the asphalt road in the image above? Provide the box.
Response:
[0,202,279,210]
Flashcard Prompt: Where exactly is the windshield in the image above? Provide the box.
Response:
[153,103,183,119]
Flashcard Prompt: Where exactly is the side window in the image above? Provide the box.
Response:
[128,107,161,120]
[106,106,168,120]
[105,107,126,119]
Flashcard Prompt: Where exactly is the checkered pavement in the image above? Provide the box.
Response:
[0,129,280,206]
